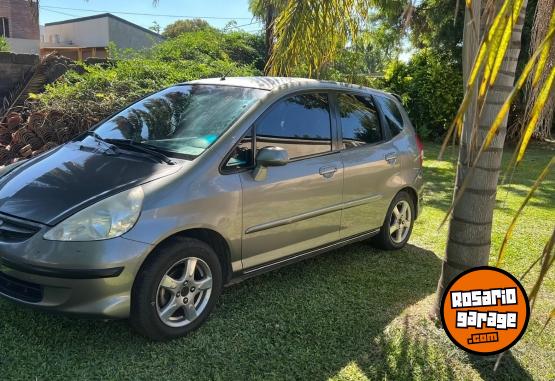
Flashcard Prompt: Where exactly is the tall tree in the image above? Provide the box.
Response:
[410,0,466,66]
[434,0,529,314]
[249,0,288,67]
[163,19,213,38]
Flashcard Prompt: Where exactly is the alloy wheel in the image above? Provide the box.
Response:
[389,200,412,244]
[155,257,213,328]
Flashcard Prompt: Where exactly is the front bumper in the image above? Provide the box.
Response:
[0,216,153,318]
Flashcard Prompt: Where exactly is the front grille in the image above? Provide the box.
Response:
[0,214,40,243]
[0,271,43,303]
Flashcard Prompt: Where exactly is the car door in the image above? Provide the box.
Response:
[231,92,343,270]
[334,91,399,239]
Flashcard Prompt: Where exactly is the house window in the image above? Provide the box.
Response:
[0,18,9,38]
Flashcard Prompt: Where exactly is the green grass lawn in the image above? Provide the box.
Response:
[0,142,553,381]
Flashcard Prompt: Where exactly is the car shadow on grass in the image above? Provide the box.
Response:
[0,242,533,380]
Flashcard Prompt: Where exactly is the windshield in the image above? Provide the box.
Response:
[93,85,267,159]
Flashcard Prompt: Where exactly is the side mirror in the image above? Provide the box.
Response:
[252,146,289,181]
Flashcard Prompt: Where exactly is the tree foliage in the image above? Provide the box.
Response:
[33,28,263,134]
[162,18,214,38]
[410,0,465,65]
[377,49,463,140]
[266,0,373,77]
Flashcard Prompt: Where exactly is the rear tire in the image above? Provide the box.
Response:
[372,191,415,250]
[130,237,222,341]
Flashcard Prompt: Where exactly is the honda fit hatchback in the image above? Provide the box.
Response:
[0,77,423,340]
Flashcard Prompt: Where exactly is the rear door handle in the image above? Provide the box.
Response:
[319,166,337,178]
[385,152,398,164]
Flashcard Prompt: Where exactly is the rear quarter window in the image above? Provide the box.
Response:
[374,95,405,137]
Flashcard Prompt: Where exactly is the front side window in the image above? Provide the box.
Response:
[255,93,332,160]
[375,95,404,136]
[337,93,382,149]
[94,85,266,159]
[0,18,9,38]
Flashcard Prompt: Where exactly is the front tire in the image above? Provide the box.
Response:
[372,191,415,250]
[130,237,223,341]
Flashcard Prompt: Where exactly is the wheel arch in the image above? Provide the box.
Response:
[399,186,419,219]
[136,228,234,285]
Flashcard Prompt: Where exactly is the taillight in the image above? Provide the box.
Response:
[415,135,424,166]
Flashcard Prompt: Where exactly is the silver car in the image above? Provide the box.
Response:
[0,77,423,340]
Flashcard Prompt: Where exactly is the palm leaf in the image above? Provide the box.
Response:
[267,0,371,77]
[517,66,555,162]
[0,53,55,122]
[496,157,554,266]
[438,0,516,159]
[527,227,555,309]
[540,308,555,334]
[438,25,555,227]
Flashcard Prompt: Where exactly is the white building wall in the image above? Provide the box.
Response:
[42,17,110,47]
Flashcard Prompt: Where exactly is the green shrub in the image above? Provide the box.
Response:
[152,29,265,70]
[376,49,463,140]
[0,36,9,52]
[34,29,263,129]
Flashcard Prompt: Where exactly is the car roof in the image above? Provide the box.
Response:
[185,76,395,98]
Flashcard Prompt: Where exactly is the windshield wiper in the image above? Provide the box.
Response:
[104,139,176,165]
[84,131,118,154]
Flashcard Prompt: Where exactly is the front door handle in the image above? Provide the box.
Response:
[319,166,337,178]
[385,152,398,164]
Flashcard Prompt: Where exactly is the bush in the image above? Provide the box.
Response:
[152,29,265,70]
[377,49,463,140]
[33,29,263,133]
[0,36,9,52]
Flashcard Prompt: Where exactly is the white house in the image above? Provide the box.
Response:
[40,13,164,60]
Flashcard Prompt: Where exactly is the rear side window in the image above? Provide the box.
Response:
[256,93,332,159]
[375,95,404,136]
[337,93,382,149]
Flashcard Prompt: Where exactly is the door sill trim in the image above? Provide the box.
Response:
[238,229,380,279]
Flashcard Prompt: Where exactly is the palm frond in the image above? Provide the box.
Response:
[496,157,554,266]
[0,53,56,123]
[267,0,372,77]
[527,227,555,309]
[532,9,555,86]
[438,26,555,227]
[540,308,555,334]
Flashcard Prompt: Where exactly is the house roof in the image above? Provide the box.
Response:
[44,13,164,39]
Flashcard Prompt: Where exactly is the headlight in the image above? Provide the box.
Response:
[44,187,144,241]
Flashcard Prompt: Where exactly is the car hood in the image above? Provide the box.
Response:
[0,142,183,225]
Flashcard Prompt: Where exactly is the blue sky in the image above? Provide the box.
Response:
[39,0,261,33]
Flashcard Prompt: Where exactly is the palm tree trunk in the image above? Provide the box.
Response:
[434,0,529,316]
[264,3,276,73]
[526,0,554,141]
